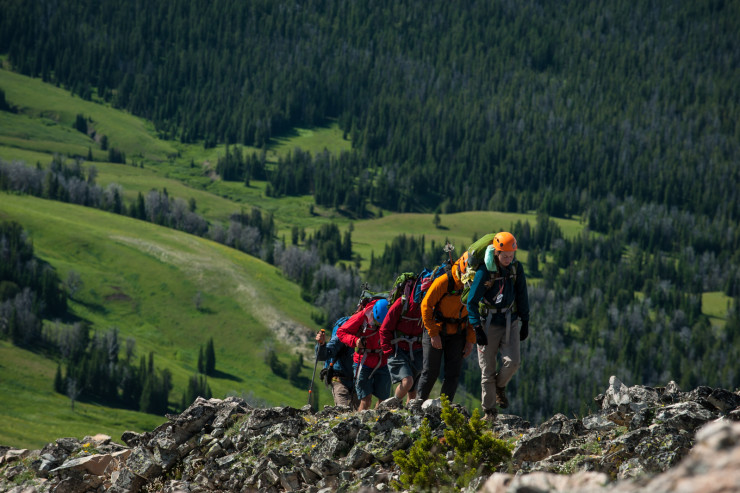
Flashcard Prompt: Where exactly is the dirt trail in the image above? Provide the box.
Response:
[110,234,313,347]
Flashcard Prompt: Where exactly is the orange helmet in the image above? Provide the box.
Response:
[492,232,517,252]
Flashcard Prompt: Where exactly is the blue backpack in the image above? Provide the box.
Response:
[323,315,351,370]
[412,260,459,305]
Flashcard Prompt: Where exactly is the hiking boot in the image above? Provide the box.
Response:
[483,409,497,423]
[496,386,509,409]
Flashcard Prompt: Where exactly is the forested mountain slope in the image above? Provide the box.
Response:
[0,0,739,434]
[1,0,737,216]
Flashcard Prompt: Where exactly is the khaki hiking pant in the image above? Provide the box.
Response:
[477,320,521,412]
[331,379,359,410]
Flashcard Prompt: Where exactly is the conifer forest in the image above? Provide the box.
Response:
[1,0,739,421]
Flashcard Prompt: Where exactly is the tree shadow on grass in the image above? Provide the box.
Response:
[211,369,243,383]
[291,375,312,390]
[71,298,108,316]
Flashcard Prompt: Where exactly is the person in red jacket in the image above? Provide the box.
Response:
[337,298,391,411]
[379,293,424,404]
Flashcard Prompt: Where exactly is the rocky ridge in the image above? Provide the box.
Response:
[1,375,739,493]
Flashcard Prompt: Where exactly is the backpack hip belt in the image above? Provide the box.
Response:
[433,305,467,334]
[481,301,515,345]
[390,335,422,360]
[355,348,384,385]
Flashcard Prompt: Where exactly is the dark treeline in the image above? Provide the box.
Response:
[220,146,372,218]
[51,326,173,415]
[215,145,266,185]
[1,0,738,220]
[51,323,216,414]
[0,157,273,257]
[0,220,66,345]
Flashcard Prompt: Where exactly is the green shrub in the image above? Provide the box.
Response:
[393,395,513,491]
[392,417,450,490]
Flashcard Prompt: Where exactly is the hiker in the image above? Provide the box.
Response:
[417,263,475,402]
[379,292,424,404]
[315,328,359,410]
[466,231,530,422]
[337,298,391,410]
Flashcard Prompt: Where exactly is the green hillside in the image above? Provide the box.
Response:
[1,0,739,449]
[0,193,329,448]
[348,211,585,270]
[0,66,351,232]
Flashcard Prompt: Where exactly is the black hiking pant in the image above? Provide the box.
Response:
[417,329,466,402]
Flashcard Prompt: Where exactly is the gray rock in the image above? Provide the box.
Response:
[481,470,611,493]
[421,398,442,413]
[311,458,343,477]
[601,375,631,410]
[345,446,374,469]
[654,401,717,432]
[330,416,362,443]
[242,406,304,435]
[706,388,740,413]
[601,376,659,413]
[633,425,692,473]
[126,447,162,479]
[109,466,146,493]
[583,414,617,431]
[372,410,405,434]
[50,454,113,476]
[513,414,576,462]
[311,435,351,460]
[279,469,302,491]
[211,396,251,429]
[644,420,740,493]
[377,397,403,410]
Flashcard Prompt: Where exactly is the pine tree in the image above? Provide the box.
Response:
[54,364,64,393]
[205,338,216,375]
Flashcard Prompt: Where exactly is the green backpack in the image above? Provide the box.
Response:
[388,271,419,317]
[456,233,510,305]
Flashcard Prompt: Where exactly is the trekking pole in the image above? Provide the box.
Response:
[308,329,325,407]
[444,241,455,265]
[357,282,370,310]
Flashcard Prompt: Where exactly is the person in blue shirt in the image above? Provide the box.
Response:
[466,232,530,422]
[315,326,359,410]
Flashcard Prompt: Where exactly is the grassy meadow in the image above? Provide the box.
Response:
[0,340,166,449]
[0,194,329,448]
[347,211,586,270]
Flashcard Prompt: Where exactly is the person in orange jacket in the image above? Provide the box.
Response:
[416,266,475,402]
[337,298,391,411]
